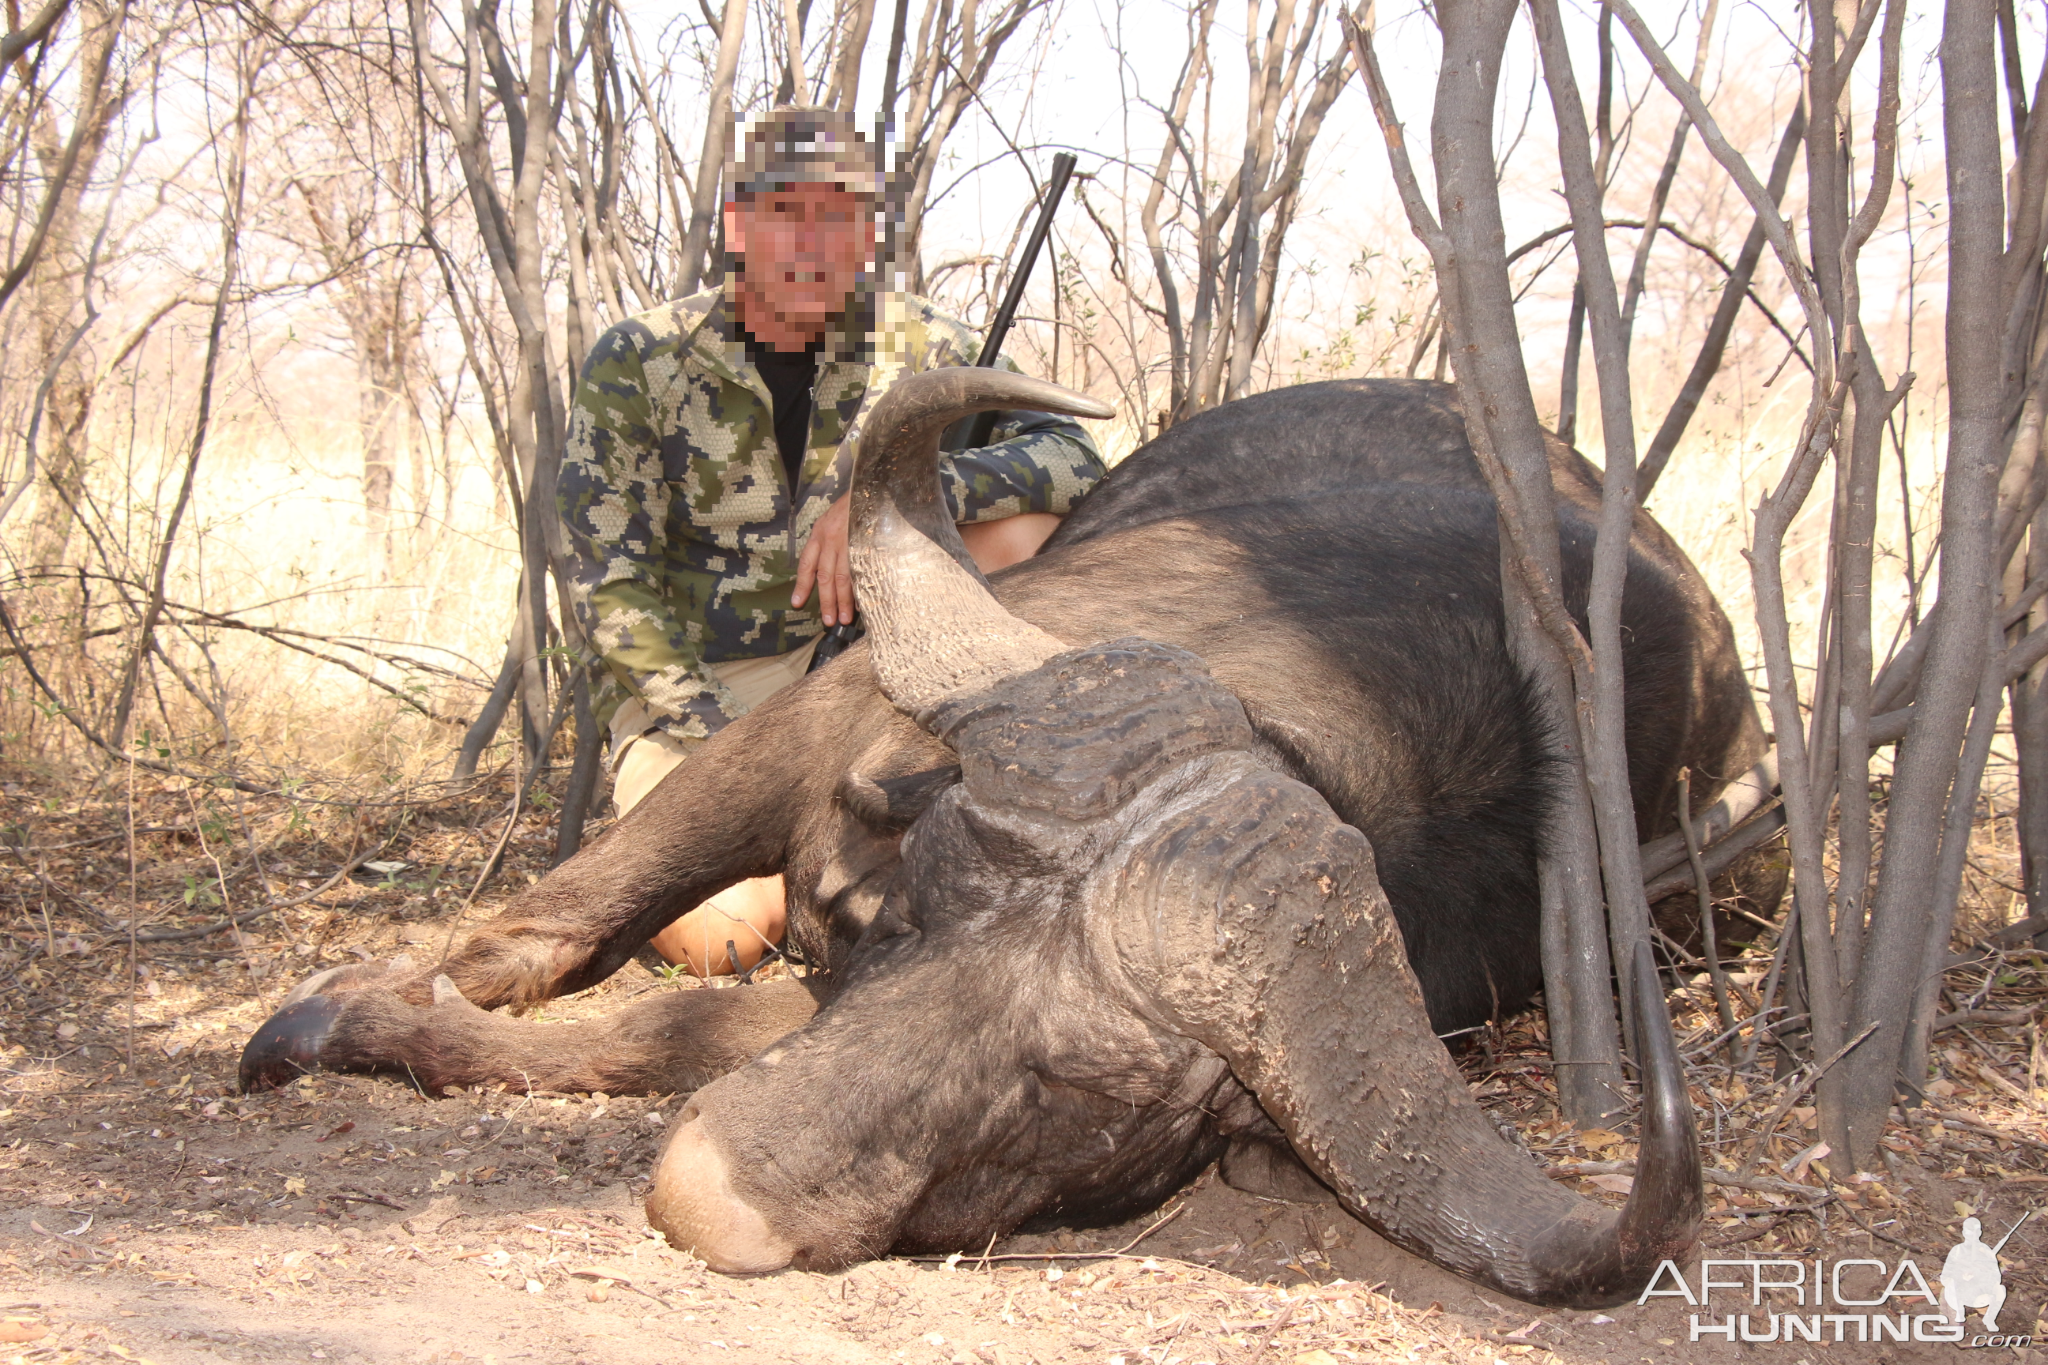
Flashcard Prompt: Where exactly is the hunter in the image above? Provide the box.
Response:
[557,105,1107,975]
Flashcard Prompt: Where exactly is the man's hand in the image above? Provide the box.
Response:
[793,493,856,626]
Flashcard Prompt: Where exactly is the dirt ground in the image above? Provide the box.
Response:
[2,774,2045,1365]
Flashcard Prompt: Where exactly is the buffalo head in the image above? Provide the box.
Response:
[647,367,1703,1308]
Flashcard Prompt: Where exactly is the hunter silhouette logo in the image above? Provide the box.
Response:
[1941,1213,2028,1333]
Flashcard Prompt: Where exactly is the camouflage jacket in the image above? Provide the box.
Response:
[558,285,1107,747]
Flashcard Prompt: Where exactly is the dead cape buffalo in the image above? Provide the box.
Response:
[241,374,1765,1309]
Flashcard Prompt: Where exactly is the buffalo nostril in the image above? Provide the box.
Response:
[645,1119,796,1274]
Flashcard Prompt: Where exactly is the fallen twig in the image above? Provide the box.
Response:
[1926,1101,2048,1153]
[1935,1006,2038,1032]
[1642,805,1786,903]
[333,1187,408,1212]
[567,1266,674,1310]
[1738,1020,1881,1176]
[1246,1298,1300,1363]
[1549,1159,1838,1200]
[1711,1218,1784,1247]
[1638,750,1781,882]
[907,1202,1187,1266]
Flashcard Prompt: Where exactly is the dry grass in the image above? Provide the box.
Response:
[3,424,522,789]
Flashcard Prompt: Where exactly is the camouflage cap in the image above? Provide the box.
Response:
[730,106,885,201]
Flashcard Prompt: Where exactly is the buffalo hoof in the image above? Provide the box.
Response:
[239,994,345,1092]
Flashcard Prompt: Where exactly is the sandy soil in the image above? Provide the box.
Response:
[2,781,2043,1365]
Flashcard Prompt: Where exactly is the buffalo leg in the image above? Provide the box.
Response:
[241,978,827,1095]
[419,771,791,1010]
[380,690,858,1011]
[288,763,798,1014]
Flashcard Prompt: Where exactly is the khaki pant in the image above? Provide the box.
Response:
[611,637,822,816]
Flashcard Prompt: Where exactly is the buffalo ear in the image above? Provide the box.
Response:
[837,764,963,833]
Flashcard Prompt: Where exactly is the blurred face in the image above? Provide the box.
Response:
[725,181,876,340]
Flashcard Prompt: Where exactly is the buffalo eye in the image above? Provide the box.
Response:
[850,887,923,955]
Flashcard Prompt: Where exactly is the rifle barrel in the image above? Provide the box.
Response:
[964,151,1079,448]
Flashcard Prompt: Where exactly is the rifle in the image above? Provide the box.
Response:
[957,150,1079,448]
[809,151,1081,674]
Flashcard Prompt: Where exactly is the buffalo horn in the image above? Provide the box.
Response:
[1122,776,1703,1309]
[847,367,1112,719]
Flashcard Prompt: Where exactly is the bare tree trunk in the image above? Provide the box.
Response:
[823,0,876,109]
[1555,284,1585,445]
[553,668,602,863]
[779,0,807,101]
[1903,616,2007,1076]
[677,0,745,295]
[1612,0,1868,1162]
[1139,5,1214,419]
[1530,0,1657,1056]
[18,0,128,574]
[454,628,523,783]
[290,156,424,571]
[1997,13,2048,954]
[1118,0,1345,422]
[1221,0,1290,402]
[1827,0,1911,1045]
[1349,1,1624,1120]
[1837,0,2006,1162]
[2017,494,2048,948]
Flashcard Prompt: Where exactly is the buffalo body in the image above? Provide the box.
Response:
[242,378,1761,1307]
